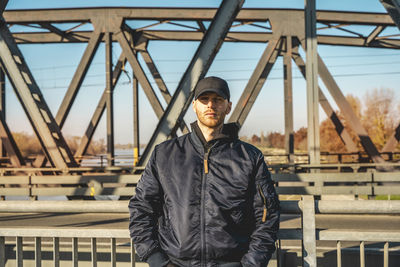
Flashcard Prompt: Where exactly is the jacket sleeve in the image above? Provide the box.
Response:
[128,147,168,264]
[241,153,280,267]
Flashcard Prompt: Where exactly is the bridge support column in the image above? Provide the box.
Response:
[305,0,320,166]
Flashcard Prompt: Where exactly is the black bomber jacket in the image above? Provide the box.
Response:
[129,122,280,267]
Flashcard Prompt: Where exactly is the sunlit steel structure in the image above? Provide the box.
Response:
[0,0,399,170]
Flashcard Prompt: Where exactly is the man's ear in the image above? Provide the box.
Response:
[192,100,196,112]
[226,102,232,115]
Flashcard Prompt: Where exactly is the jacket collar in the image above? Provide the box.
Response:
[190,121,239,149]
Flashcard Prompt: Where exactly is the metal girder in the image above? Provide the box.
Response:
[133,76,139,165]
[139,0,245,166]
[55,28,103,127]
[283,36,294,161]
[75,53,126,160]
[316,54,385,163]
[0,67,4,157]
[139,47,189,134]
[291,44,358,153]
[10,31,400,49]
[38,22,80,42]
[301,195,317,267]
[105,32,114,166]
[0,17,76,169]
[228,38,281,126]
[2,9,395,25]
[366,25,385,44]
[0,113,24,167]
[0,1,8,14]
[114,28,165,119]
[305,0,320,165]
[382,123,400,152]
[380,0,400,30]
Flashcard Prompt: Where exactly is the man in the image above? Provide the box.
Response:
[129,76,280,267]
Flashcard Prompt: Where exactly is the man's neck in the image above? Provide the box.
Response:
[197,121,223,142]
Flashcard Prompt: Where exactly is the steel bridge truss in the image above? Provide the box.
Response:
[0,2,399,169]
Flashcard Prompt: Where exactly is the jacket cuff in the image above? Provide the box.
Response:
[146,251,170,267]
[241,251,272,267]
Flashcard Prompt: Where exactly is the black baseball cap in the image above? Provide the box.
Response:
[194,76,230,101]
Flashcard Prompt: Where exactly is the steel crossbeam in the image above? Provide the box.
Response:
[380,0,400,30]
[0,113,24,167]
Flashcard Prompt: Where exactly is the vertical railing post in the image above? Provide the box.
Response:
[72,238,78,267]
[384,242,389,267]
[337,241,342,267]
[53,237,60,267]
[16,237,23,267]
[131,240,135,267]
[0,236,5,267]
[91,238,97,267]
[360,241,365,267]
[301,195,317,267]
[111,238,116,267]
[35,237,42,267]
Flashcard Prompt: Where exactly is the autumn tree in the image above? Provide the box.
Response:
[362,88,396,150]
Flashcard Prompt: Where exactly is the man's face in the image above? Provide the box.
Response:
[192,92,232,128]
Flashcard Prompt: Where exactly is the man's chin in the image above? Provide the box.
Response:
[202,119,222,128]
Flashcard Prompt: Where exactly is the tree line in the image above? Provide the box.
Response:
[242,88,400,153]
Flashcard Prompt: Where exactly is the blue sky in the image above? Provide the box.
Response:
[4,0,400,144]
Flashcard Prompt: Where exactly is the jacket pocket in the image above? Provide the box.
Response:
[256,180,279,222]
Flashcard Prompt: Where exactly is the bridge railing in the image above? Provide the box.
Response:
[1,171,400,199]
[0,228,134,267]
[1,199,400,266]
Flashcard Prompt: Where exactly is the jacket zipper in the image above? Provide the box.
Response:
[258,184,268,222]
[200,146,211,267]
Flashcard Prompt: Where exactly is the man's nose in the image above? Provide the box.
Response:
[207,99,216,107]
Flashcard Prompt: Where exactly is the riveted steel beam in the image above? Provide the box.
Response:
[105,32,114,167]
[0,67,5,157]
[0,17,76,169]
[38,22,80,42]
[114,27,165,119]
[366,25,385,44]
[2,9,395,25]
[382,123,400,152]
[139,46,189,134]
[380,0,400,30]
[283,36,294,161]
[10,31,400,49]
[139,0,245,166]
[291,42,358,153]
[0,113,24,167]
[0,1,8,14]
[228,38,281,126]
[55,25,103,127]
[305,0,320,165]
